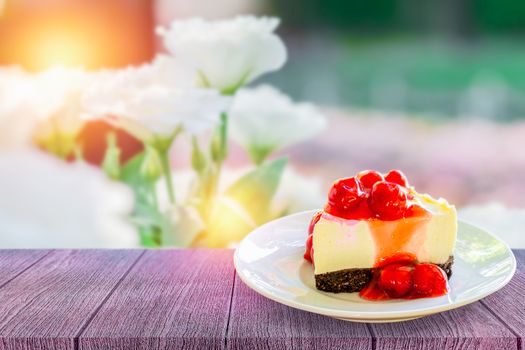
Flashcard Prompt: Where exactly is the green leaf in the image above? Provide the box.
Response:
[205,196,257,247]
[247,144,276,166]
[101,133,121,180]
[138,225,161,247]
[121,152,145,185]
[140,145,162,182]
[191,136,208,175]
[121,152,164,247]
[225,158,287,224]
[210,113,228,163]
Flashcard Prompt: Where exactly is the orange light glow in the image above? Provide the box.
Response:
[0,0,155,71]
[31,27,97,69]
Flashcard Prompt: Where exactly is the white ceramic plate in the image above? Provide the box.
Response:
[234,210,516,323]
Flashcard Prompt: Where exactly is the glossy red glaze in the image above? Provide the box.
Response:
[325,177,364,218]
[304,234,313,263]
[360,253,448,300]
[308,211,323,235]
[412,263,448,296]
[376,252,417,268]
[357,170,384,191]
[378,263,413,298]
[322,170,419,222]
[385,169,409,187]
[359,272,389,300]
[368,182,408,220]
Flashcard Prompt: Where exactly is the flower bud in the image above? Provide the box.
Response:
[140,145,162,182]
[102,133,121,180]
[191,137,207,175]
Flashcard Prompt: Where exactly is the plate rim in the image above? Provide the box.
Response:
[233,210,517,321]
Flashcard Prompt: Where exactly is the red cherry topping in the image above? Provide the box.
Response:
[357,170,384,191]
[385,169,409,187]
[406,204,427,217]
[325,177,365,219]
[378,263,414,298]
[351,199,373,219]
[322,170,426,221]
[308,211,322,235]
[413,264,448,296]
[376,252,417,269]
[304,234,313,263]
[368,181,408,220]
[360,253,449,300]
[359,274,389,300]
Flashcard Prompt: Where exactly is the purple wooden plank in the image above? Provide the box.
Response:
[0,249,144,350]
[79,249,234,350]
[481,250,525,347]
[0,250,50,287]
[369,302,517,350]
[227,275,372,350]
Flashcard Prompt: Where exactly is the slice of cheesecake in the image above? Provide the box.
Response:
[304,170,457,299]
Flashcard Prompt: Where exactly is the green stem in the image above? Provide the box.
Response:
[150,127,182,205]
[159,149,176,204]
[219,112,228,164]
[214,112,229,186]
[201,112,229,222]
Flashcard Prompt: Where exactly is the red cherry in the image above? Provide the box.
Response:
[413,264,448,296]
[368,181,408,220]
[359,273,389,300]
[378,263,414,298]
[376,252,417,269]
[384,170,409,187]
[351,199,373,219]
[325,177,364,217]
[304,234,314,263]
[406,204,428,217]
[308,211,322,235]
[357,170,384,191]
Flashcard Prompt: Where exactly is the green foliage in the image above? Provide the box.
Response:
[191,136,208,175]
[140,145,162,182]
[225,158,287,224]
[210,113,229,163]
[101,133,121,180]
[121,152,165,247]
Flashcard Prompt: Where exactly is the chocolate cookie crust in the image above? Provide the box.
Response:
[314,256,454,293]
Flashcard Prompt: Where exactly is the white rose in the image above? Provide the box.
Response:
[0,67,40,149]
[229,85,326,163]
[0,149,138,248]
[0,66,93,150]
[158,16,287,93]
[82,58,231,141]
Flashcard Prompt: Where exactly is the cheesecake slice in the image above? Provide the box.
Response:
[304,170,457,299]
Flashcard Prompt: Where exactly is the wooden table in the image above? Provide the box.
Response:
[0,249,523,350]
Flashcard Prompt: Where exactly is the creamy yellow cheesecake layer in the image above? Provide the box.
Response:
[313,193,457,275]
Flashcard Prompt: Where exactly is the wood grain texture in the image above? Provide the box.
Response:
[0,250,144,350]
[0,249,521,350]
[481,250,525,347]
[226,275,372,350]
[370,302,517,350]
[79,249,235,350]
[0,250,50,287]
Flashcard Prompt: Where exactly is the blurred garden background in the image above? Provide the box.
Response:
[1,0,524,248]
